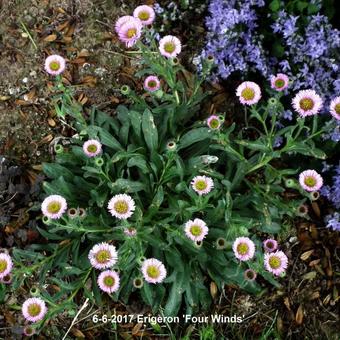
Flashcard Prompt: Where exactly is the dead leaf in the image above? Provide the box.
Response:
[44,34,57,42]
[295,305,304,325]
[48,118,56,127]
[131,323,143,336]
[300,250,314,261]
[70,328,85,338]
[210,282,218,299]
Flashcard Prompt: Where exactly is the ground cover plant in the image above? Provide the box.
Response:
[0,1,339,339]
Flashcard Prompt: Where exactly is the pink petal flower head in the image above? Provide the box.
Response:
[124,227,137,237]
[292,89,323,117]
[263,239,278,253]
[330,96,340,121]
[22,297,47,323]
[88,242,118,270]
[236,81,261,105]
[270,73,289,91]
[115,15,135,34]
[97,270,120,293]
[264,250,288,276]
[41,194,67,220]
[207,115,221,130]
[1,273,12,284]
[244,269,257,281]
[232,237,256,261]
[83,139,102,158]
[159,35,181,58]
[184,218,209,242]
[0,253,13,280]
[191,175,214,196]
[299,169,323,192]
[118,18,142,48]
[141,258,167,284]
[133,5,155,26]
[107,194,136,220]
[23,325,36,337]
[44,55,66,76]
[144,75,161,92]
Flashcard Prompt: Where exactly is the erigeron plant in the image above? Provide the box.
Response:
[2,5,331,334]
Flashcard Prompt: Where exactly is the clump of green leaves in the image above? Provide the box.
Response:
[8,33,325,327]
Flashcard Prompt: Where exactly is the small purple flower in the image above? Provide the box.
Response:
[143,76,161,92]
[97,270,120,293]
[263,239,278,253]
[44,55,66,76]
[83,140,102,158]
[0,253,13,280]
[41,195,67,220]
[141,258,167,284]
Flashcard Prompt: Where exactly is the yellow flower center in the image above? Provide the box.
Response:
[0,260,8,273]
[95,250,111,264]
[148,80,157,88]
[147,265,160,279]
[335,103,340,115]
[138,11,150,21]
[164,42,176,53]
[114,200,129,214]
[47,201,61,214]
[127,28,137,38]
[274,79,285,88]
[299,98,314,111]
[190,225,202,236]
[49,61,60,71]
[103,275,115,287]
[28,303,41,317]
[304,176,316,187]
[269,256,281,269]
[195,180,207,191]
[87,144,97,153]
[241,88,255,100]
[237,243,249,255]
[209,118,220,129]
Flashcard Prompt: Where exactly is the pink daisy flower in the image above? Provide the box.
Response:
[299,170,323,192]
[124,227,137,237]
[184,218,209,242]
[115,15,135,34]
[22,297,47,323]
[23,325,36,337]
[330,96,340,120]
[97,270,120,293]
[83,139,102,158]
[88,242,118,270]
[159,35,181,58]
[107,194,135,220]
[118,18,142,48]
[144,75,161,92]
[244,269,257,281]
[270,73,289,91]
[141,258,167,284]
[207,115,221,130]
[292,89,323,117]
[236,81,261,105]
[1,273,12,284]
[0,253,13,280]
[263,239,278,253]
[191,175,214,196]
[232,237,256,261]
[133,5,155,26]
[264,250,288,276]
[41,195,67,220]
[44,55,66,76]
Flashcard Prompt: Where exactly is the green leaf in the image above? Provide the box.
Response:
[127,156,149,174]
[43,163,74,181]
[110,179,146,193]
[178,127,212,150]
[164,271,184,317]
[141,283,154,306]
[142,109,158,152]
[128,110,142,138]
[269,0,280,11]
[87,126,123,151]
